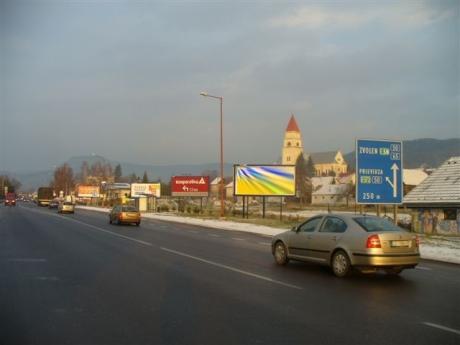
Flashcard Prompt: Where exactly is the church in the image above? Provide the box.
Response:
[281,115,348,176]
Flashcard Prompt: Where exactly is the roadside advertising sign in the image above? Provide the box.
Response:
[77,185,100,198]
[130,183,161,198]
[356,139,403,204]
[171,176,209,197]
[234,165,296,196]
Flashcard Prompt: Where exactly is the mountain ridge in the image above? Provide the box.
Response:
[6,138,459,191]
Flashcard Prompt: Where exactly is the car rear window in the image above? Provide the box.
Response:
[64,202,73,205]
[353,217,402,232]
[122,206,137,212]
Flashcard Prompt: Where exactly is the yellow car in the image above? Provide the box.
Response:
[109,205,141,226]
[58,202,75,214]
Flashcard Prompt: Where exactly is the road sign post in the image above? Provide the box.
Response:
[356,139,403,205]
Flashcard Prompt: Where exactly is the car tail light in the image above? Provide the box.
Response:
[366,234,381,248]
[118,213,123,220]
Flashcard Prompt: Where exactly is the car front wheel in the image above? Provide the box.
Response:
[331,250,351,278]
[274,242,289,265]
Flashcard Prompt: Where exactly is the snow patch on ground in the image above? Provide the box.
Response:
[77,206,459,264]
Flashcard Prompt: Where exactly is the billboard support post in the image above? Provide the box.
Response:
[279,197,283,221]
[393,205,398,224]
[262,197,266,219]
[200,197,203,214]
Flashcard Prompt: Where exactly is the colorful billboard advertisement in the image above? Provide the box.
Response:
[171,176,209,197]
[234,165,296,196]
[77,185,100,198]
[131,183,161,198]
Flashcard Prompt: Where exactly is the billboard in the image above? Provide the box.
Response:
[356,139,403,204]
[77,185,100,198]
[171,176,209,197]
[130,183,161,198]
[234,165,296,196]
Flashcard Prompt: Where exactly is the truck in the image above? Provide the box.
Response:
[37,187,54,207]
[5,192,16,206]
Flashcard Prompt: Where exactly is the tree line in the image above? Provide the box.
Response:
[49,161,155,195]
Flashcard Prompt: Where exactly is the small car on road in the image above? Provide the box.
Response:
[58,201,75,214]
[48,199,60,209]
[272,214,419,277]
[109,205,141,226]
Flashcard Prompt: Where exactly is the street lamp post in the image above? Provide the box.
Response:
[200,91,225,218]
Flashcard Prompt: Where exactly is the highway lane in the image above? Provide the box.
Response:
[1,203,459,345]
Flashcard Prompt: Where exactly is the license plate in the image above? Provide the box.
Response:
[391,240,410,247]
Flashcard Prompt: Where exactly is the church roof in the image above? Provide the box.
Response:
[285,115,300,132]
[309,151,338,164]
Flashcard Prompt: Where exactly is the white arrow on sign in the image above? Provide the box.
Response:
[385,163,399,198]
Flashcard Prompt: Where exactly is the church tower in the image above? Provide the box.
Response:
[281,115,303,165]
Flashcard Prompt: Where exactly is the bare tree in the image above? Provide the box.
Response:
[51,164,74,196]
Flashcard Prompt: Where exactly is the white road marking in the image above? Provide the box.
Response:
[7,258,47,262]
[232,238,244,241]
[423,322,460,335]
[20,205,153,247]
[258,242,271,246]
[160,247,303,290]
[61,217,153,247]
[208,234,220,237]
[35,276,60,281]
[416,266,432,271]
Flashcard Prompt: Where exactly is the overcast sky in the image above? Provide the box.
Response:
[1,0,459,172]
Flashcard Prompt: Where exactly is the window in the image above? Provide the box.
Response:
[354,217,402,232]
[287,141,291,147]
[296,142,299,147]
[444,209,457,220]
[299,217,322,232]
[320,217,347,233]
[287,156,290,162]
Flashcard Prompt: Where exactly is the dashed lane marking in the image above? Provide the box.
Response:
[423,322,460,336]
[19,206,153,247]
[7,258,47,262]
[160,247,303,290]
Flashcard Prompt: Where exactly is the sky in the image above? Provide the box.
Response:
[1,0,459,172]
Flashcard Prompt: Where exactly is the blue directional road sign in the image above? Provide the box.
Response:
[356,139,403,204]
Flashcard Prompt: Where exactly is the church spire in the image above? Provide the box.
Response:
[285,114,300,132]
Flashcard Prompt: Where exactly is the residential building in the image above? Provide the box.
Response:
[403,168,428,195]
[404,157,460,235]
[210,177,224,198]
[312,184,350,206]
[309,151,348,176]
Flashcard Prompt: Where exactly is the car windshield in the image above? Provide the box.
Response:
[122,206,137,212]
[353,217,402,232]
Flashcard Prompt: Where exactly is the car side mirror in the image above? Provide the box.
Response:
[292,225,299,232]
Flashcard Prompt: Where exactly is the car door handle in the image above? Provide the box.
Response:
[331,236,337,241]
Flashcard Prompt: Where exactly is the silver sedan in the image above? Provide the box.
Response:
[271,213,420,277]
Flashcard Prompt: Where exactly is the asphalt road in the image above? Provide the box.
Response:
[1,203,459,345]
